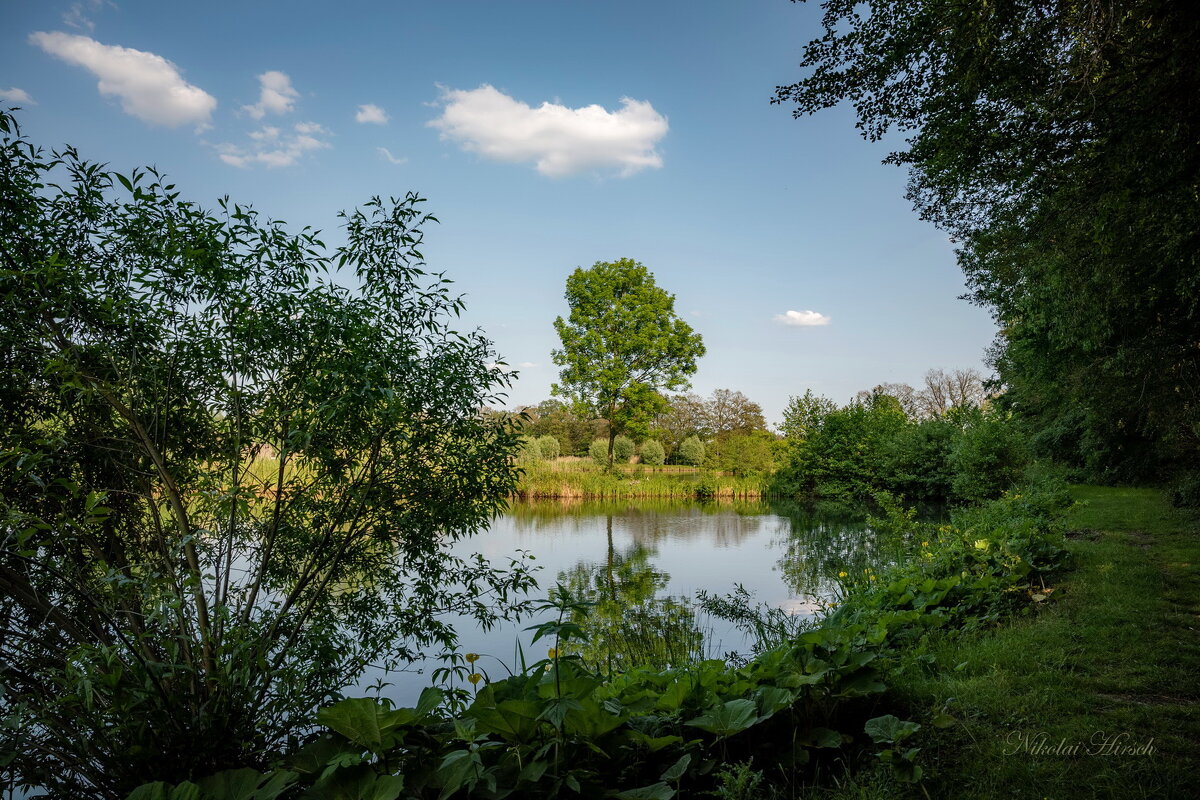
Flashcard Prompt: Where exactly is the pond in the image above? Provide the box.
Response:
[367,498,901,704]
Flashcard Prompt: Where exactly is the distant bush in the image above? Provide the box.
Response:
[1169,470,1200,507]
[589,439,609,465]
[613,435,635,463]
[516,436,543,464]
[948,411,1031,503]
[640,440,665,466]
[678,435,705,466]
[535,435,560,460]
[705,431,777,477]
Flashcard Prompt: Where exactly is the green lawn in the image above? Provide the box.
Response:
[862,486,1200,799]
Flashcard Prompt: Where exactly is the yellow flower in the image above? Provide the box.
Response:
[838,571,848,578]
[974,539,990,550]
[547,648,558,659]
[868,574,876,581]
[465,653,480,664]
[921,541,929,547]
[467,673,482,685]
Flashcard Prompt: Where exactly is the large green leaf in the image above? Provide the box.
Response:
[685,699,759,737]
[317,698,384,751]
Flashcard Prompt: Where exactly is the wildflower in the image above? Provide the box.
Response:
[465,653,480,664]
[921,541,929,547]
[974,540,990,550]
[838,571,848,578]
[547,648,558,659]
[467,673,482,685]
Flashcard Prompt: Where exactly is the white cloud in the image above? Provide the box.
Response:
[63,0,108,33]
[355,103,388,124]
[0,88,35,105]
[218,121,330,168]
[774,310,831,327]
[29,31,215,127]
[242,71,298,119]
[518,361,538,368]
[429,84,668,177]
[377,147,407,165]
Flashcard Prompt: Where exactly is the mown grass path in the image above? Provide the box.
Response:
[884,486,1199,799]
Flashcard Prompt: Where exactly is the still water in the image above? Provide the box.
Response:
[367,499,893,704]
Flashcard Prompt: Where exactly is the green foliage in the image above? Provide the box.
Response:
[0,110,534,797]
[704,431,777,477]
[640,440,666,466]
[589,439,610,466]
[947,411,1030,503]
[777,0,1200,483]
[613,434,636,463]
[535,435,561,460]
[677,435,706,466]
[131,481,1072,799]
[773,391,1030,506]
[551,259,705,467]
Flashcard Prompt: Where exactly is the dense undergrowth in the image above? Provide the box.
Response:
[127,480,1072,799]
[515,461,766,500]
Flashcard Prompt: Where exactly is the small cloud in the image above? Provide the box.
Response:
[218,121,330,168]
[355,103,388,124]
[774,310,831,327]
[63,0,109,33]
[0,88,35,105]
[29,31,216,127]
[518,361,538,368]
[377,147,407,165]
[429,84,668,177]
[242,70,298,119]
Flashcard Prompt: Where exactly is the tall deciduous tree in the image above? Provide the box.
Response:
[775,0,1200,481]
[551,259,705,467]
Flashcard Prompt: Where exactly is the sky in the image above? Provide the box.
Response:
[0,0,998,427]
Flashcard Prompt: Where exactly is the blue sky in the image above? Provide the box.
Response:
[1,0,997,426]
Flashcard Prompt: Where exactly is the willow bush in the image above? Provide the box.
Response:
[0,110,534,798]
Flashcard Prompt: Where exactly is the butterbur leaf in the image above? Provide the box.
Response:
[685,699,758,737]
[930,711,956,729]
[660,753,692,782]
[865,715,921,744]
[615,782,675,800]
[799,727,843,749]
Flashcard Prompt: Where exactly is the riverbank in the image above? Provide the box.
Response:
[515,459,766,499]
[849,486,1200,799]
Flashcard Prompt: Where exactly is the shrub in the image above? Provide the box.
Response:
[0,110,535,796]
[948,411,1031,503]
[589,438,609,465]
[705,431,777,477]
[678,435,706,466]
[536,434,561,460]
[613,434,635,463]
[640,439,666,466]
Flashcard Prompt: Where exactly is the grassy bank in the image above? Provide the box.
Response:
[515,459,766,499]
[864,486,1200,799]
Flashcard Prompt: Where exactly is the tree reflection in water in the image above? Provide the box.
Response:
[555,515,705,674]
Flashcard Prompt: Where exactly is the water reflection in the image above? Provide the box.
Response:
[555,518,704,673]
[530,500,899,670]
[369,499,900,702]
[508,498,767,548]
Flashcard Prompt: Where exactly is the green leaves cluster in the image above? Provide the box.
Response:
[552,259,704,468]
[772,391,1028,505]
[776,0,1200,484]
[0,109,534,797]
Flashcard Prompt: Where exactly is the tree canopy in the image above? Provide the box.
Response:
[776,0,1200,482]
[551,258,705,466]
